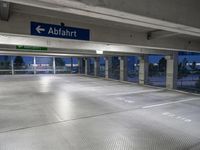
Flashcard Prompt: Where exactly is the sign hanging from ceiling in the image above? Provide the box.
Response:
[30,22,90,41]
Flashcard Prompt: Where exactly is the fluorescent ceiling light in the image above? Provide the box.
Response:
[96,50,103,54]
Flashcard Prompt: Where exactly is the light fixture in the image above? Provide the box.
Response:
[96,50,103,55]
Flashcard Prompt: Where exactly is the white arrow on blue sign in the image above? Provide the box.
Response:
[36,25,45,34]
[31,22,90,41]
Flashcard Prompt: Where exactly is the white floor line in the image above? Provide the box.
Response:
[142,98,200,109]
[107,89,163,96]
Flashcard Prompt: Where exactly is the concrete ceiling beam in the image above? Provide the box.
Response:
[147,30,180,40]
[0,33,173,55]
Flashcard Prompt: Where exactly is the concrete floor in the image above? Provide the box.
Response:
[0,75,200,150]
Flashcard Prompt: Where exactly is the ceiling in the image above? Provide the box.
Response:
[0,1,200,55]
[11,3,153,33]
[10,3,200,44]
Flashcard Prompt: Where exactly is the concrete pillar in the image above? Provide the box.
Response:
[33,56,36,75]
[53,57,56,74]
[78,58,83,74]
[139,55,149,85]
[11,57,14,75]
[165,52,178,89]
[119,56,128,81]
[84,58,88,75]
[94,57,100,76]
[70,57,73,74]
[105,57,111,79]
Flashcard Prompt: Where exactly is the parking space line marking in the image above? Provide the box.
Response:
[107,89,163,96]
[142,98,200,109]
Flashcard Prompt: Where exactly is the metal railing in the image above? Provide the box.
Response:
[147,75,166,87]
[177,77,200,93]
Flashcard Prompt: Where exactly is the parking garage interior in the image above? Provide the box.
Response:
[0,0,200,150]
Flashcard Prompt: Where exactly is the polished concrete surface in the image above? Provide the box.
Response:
[0,74,200,150]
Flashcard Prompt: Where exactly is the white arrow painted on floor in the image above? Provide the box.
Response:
[36,25,45,34]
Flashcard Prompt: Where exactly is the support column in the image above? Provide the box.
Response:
[105,57,111,79]
[119,56,128,81]
[53,57,56,74]
[94,57,100,76]
[71,57,73,74]
[84,58,88,75]
[78,58,83,74]
[166,52,178,89]
[139,55,149,85]
[11,57,14,75]
[33,56,36,75]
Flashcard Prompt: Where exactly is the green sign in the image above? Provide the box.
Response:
[16,45,48,51]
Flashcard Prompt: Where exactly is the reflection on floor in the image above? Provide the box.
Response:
[0,75,199,150]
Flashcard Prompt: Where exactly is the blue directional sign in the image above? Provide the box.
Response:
[31,21,90,41]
